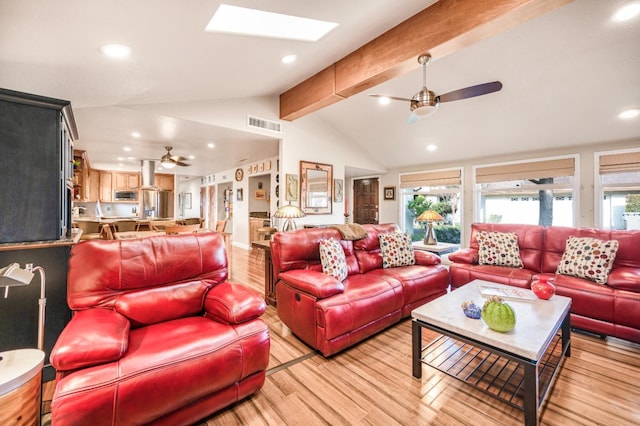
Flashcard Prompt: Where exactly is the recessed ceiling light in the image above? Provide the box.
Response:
[205,4,338,42]
[131,131,141,138]
[123,147,131,152]
[117,157,124,161]
[281,54,297,64]
[426,144,437,152]
[618,108,640,119]
[612,2,640,22]
[100,44,131,58]
[207,143,215,148]
[127,156,135,160]
[188,155,195,160]
[377,96,391,106]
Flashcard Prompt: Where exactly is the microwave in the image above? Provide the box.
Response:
[114,190,138,201]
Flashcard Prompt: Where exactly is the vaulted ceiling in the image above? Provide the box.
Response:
[0,0,638,178]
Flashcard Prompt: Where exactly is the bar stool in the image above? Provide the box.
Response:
[255,227,277,263]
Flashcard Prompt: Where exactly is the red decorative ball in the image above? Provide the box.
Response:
[531,276,556,300]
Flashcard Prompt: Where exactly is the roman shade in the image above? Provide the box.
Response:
[599,152,640,174]
[400,169,461,188]
[476,158,575,184]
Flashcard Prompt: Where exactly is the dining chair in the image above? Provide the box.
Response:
[215,220,227,233]
[149,220,176,231]
[114,220,137,232]
[76,221,102,240]
[164,224,201,234]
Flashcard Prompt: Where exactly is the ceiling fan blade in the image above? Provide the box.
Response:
[438,81,503,103]
[174,161,190,167]
[170,155,188,162]
[369,94,413,103]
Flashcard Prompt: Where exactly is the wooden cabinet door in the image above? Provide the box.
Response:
[113,173,128,190]
[88,169,100,202]
[156,174,174,191]
[128,173,139,189]
[100,172,112,202]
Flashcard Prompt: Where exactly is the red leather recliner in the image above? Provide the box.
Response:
[50,233,270,425]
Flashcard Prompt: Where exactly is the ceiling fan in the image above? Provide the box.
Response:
[160,146,190,168]
[369,53,503,123]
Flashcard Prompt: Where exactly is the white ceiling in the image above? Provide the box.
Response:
[1,0,638,178]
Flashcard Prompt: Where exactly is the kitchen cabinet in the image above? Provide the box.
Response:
[156,173,174,191]
[113,172,139,190]
[99,171,112,202]
[87,169,100,202]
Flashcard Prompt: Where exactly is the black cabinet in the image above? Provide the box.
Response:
[0,88,77,243]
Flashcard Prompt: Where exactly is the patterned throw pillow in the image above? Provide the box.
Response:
[556,236,619,284]
[476,231,524,268]
[319,238,348,281]
[379,232,415,268]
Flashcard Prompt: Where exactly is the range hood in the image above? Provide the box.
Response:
[140,160,160,190]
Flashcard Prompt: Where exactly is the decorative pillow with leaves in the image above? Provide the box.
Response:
[319,238,348,281]
[476,231,524,268]
[556,236,619,284]
[379,232,415,268]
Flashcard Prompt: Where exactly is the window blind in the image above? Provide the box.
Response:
[599,152,640,174]
[476,158,575,184]
[400,169,461,188]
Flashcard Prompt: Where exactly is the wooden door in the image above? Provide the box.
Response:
[353,178,379,224]
[208,186,215,230]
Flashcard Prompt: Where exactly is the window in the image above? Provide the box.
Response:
[475,157,577,226]
[399,168,462,243]
[597,150,640,230]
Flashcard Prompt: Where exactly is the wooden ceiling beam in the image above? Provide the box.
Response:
[279,0,572,121]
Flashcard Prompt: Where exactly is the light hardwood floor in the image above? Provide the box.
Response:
[43,244,640,425]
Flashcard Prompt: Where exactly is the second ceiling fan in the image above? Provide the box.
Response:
[369,53,503,123]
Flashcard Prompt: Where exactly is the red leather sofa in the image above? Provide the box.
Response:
[50,233,270,425]
[270,224,450,356]
[449,223,640,343]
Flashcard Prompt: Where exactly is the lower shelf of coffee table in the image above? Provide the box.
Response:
[420,332,564,410]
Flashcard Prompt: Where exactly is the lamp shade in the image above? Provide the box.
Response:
[273,204,305,219]
[417,210,443,222]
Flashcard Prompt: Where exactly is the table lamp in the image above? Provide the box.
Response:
[0,263,46,351]
[273,203,305,232]
[417,210,443,245]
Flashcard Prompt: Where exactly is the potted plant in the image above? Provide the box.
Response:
[623,194,640,230]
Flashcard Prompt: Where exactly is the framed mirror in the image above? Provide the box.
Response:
[300,161,333,214]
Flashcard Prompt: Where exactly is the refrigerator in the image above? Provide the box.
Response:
[142,190,173,219]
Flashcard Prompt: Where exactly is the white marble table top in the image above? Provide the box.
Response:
[412,279,571,361]
[0,349,44,395]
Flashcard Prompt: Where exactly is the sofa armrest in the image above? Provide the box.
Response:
[448,248,479,264]
[204,282,266,325]
[278,269,344,299]
[414,250,441,266]
[607,267,640,292]
[50,308,130,371]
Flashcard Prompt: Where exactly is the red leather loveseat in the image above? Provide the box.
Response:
[449,223,640,343]
[270,224,449,356]
[50,233,270,425]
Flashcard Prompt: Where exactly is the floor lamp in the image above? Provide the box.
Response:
[0,263,47,351]
[417,210,443,245]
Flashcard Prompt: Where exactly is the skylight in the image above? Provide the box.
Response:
[205,4,338,42]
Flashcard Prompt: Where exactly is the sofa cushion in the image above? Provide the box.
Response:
[476,231,524,268]
[319,238,348,281]
[379,231,415,268]
[556,236,619,284]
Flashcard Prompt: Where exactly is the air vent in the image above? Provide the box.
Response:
[247,115,282,133]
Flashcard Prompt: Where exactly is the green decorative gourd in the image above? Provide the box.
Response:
[481,296,516,332]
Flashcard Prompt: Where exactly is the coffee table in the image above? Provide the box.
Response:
[412,279,571,425]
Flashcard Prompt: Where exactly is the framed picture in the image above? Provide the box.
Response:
[237,188,243,201]
[255,189,266,200]
[258,162,264,172]
[265,160,271,171]
[252,164,258,174]
[383,186,396,201]
[334,179,344,202]
[285,174,298,201]
[185,192,192,209]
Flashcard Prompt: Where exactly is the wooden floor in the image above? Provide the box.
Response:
[200,246,640,426]
[43,244,640,425]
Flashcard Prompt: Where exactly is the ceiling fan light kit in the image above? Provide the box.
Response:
[369,53,502,122]
[160,146,190,168]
